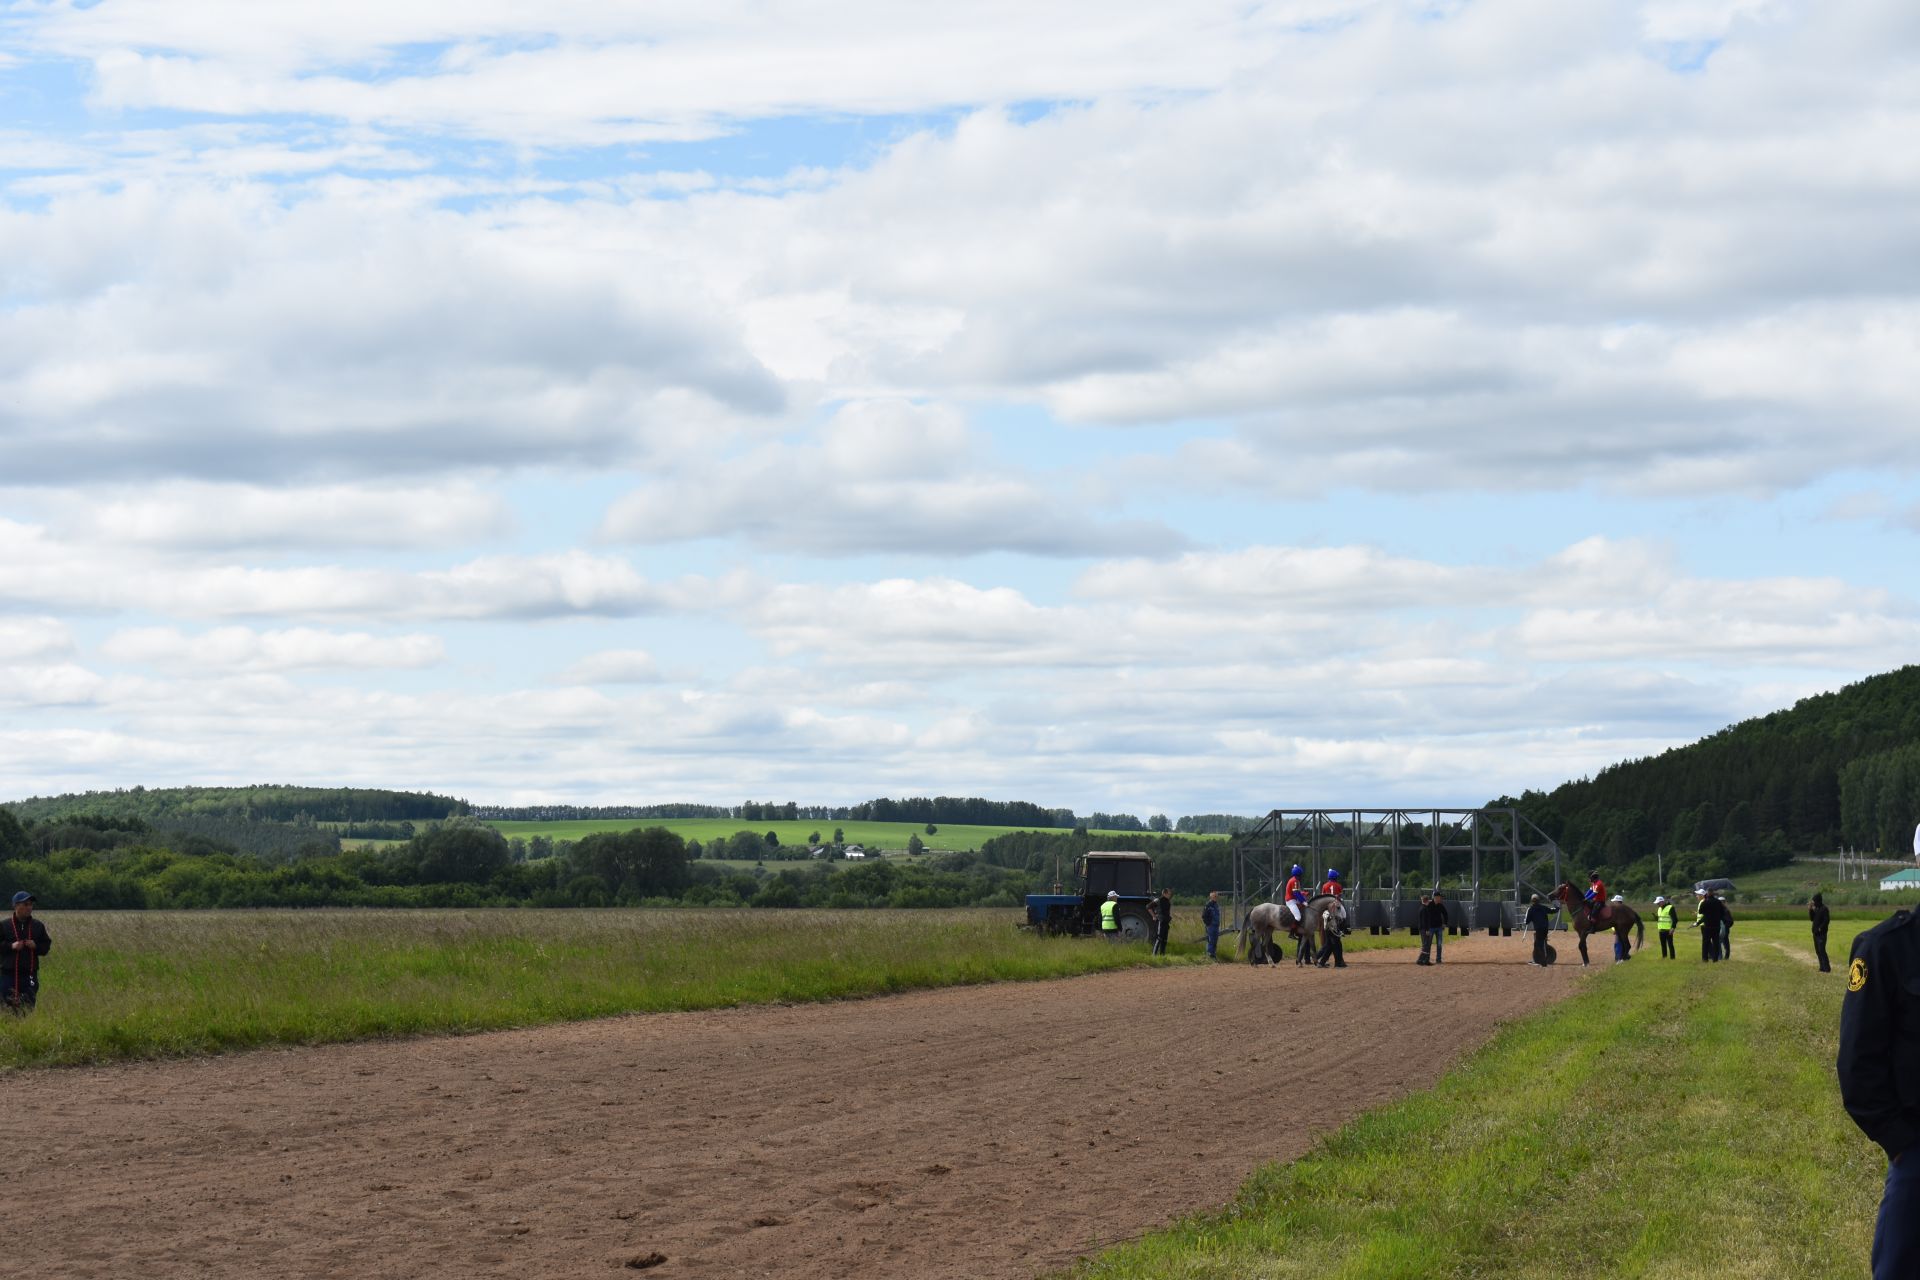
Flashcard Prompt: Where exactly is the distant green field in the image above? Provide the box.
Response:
[482,817,1218,851]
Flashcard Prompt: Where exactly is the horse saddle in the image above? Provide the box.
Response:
[1594,905,1613,925]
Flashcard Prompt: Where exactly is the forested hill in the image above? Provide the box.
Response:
[5,785,467,825]
[1496,665,1920,882]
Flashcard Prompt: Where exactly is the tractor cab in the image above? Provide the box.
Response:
[1025,851,1157,939]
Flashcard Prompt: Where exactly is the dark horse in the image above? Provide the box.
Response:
[1552,881,1644,966]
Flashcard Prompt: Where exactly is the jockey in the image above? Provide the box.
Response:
[1321,869,1350,934]
[1584,871,1608,921]
[1283,864,1308,923]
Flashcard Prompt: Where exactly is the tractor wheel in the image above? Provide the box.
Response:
[1115,908,1153,942]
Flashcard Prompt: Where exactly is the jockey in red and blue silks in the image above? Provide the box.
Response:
[1283,865,1308,923]
[1584,872,1608,920]
[1321,869,1349,932]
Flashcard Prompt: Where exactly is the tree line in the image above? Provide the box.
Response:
[0,810,1026,911]
[6,785,466,826]
[1494,664,1920,888]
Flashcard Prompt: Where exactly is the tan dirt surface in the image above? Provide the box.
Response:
[15,934,1581,1278]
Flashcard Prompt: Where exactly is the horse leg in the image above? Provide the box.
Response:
[1578,929,1590,966]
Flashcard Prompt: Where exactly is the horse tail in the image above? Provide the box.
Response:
[1635,914,1644,951]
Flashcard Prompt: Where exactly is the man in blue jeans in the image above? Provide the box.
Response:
[1201,891,1221,959]
[1839,907,1920,1277]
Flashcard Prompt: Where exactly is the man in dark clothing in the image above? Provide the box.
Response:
[1839,909,1920,1278]
[1419,891,1448,965]
[1811,893,1832,973]
[1201,891,1221,959]
[1695,890,1723,962]
[1151,888,1173,956]
[1524,894,1557,966]
[2,891,50,1014]
[1719,895,1734,960]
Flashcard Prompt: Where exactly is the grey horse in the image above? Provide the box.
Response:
[1242,897,1343,966]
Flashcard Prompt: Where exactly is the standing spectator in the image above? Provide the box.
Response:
[1811,892,1832,973]
[1654,895,1677,959]
[1838,907,1920,1277]
[1525,893,1557,966]
[1719,894,1735,960]
[1201,891,1222,959]
[1610,896,1631,961]
[1415,892,1433,964]
[2,891,50,1015]
[1419,891,1448,965]
[1151,887,1173,956]
[1696,889,1724,962]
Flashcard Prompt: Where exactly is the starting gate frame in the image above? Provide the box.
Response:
[1228,807,1563,939]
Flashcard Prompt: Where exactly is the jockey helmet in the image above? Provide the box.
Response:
[1291,864,1302,876]
[1326,869,1341,881]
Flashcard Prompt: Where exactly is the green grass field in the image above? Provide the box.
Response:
[1073,917,1882,1279]
[2,906,1375,1070]
[481,817,1219,851]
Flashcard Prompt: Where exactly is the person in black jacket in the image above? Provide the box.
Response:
[1201,891,1221,959]
[2,891,50,1014]
[1151,888,1173,956]
[1524,894,1557,965]
[1811,893,1832,973]
[1695,890,1724,962]
[1719,895,1734,960]
[1419,891,1449,965]
[1839,909,1920,1278]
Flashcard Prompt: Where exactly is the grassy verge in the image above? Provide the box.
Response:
[0,907,1402,1070]
[1074,919,1883,1280]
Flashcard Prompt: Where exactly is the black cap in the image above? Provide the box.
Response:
[10,891,33,905]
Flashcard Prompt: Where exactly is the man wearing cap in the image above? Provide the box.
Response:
[1609,895,1631,961]
[1839,905,1920,1276]
[1654,895,1677,959]
[1100,890,1120,940]
[2,891,50,1014]
[1201,891,1222,959]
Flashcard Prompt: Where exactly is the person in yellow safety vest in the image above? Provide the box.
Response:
[1655,895,1677,959]
[1100,890,1120,938]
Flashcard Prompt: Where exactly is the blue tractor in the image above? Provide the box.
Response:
[1024,851,1157,940]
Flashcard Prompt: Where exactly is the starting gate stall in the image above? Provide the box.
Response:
[1229,808,1563,942]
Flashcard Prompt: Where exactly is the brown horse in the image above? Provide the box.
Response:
[1552,882,1644,966]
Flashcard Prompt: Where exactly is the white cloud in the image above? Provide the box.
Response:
[100,626,446,674]
[24,2,1361,145]
[599,400,1185,557]
[41,481,512,551]
[0,617,73,664]
[0,520,698,621]
[553,649,662,685]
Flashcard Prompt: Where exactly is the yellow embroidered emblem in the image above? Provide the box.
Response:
[1850,958,1868,993]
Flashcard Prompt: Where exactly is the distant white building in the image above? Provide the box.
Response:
[1880,868,1920,893]
[844,846,866,859]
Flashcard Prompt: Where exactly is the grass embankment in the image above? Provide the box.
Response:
[1076,919,1883,1280]
[483,817,1220,851]
[0,906,1359,1070]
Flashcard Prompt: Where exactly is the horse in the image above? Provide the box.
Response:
[1551,881,1644,966]
[1242,896,1344,967]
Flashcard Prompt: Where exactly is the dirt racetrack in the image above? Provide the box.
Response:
[16,935,1580,1278]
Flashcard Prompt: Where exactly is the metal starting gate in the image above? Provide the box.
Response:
[1229,808,1564,939]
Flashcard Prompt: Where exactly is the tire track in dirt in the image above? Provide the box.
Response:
[10,935,1581,1279]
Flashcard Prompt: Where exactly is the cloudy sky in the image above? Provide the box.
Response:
[2,0,1917,814]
